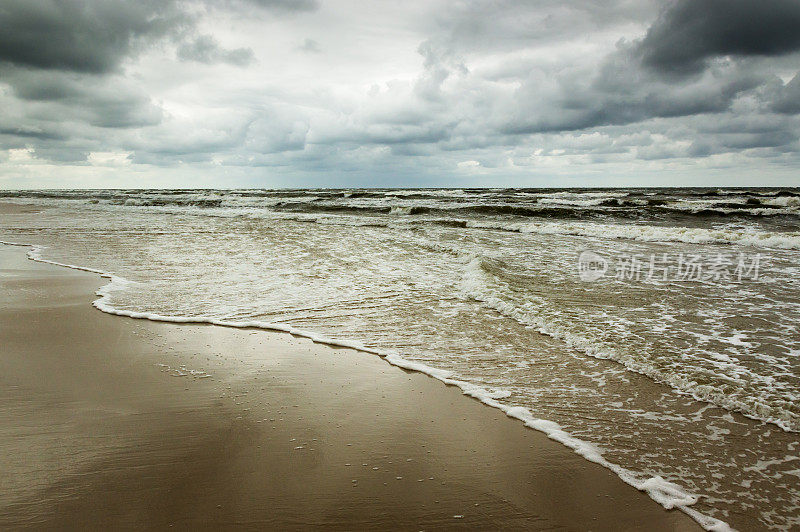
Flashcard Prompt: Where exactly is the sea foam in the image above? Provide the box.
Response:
[464,220,800,250]
[459,254,800,433]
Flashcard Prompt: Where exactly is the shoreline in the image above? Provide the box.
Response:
[0,242,706,530]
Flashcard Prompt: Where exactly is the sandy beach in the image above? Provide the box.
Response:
[0,243,701,530]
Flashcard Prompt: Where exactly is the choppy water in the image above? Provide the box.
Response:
[2,188,799,530]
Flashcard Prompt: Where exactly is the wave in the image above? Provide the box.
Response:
[0,238,731,532]
[267,196,798,221]
[697,189,800,198]
[228,190,312,198]
[456,204,598,218]
[270,201,602,219]
[762,196,800,208]
[0,190,124,201]
[460,254,799,434]
[389,205,430,215]
[659,203,798,217]
[262,209,800,249]
[5,188,799,224]
[273,202,393,214]
[464,220,800,250]
[113,198,224,208]
[262,205,800,249]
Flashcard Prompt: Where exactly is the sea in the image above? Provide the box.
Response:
[2,187,799,530]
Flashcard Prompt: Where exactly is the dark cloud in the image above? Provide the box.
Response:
[637,0,800,76]
[718,130,799,150]
[3,67,162,128]
[0,0,187,73]
[0,125,64,141]
[177,35,255,66]
[407,0,788,142]
[499,46,764,136]
[31,146,91,163]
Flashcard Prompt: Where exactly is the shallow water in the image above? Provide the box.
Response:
[2,187,799,529]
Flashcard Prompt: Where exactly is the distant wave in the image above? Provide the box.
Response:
[113,198,224,208]
[268,199,798,221]
[464,220,800,249]
[3,188,798,227]
[697,189,800,198]
[271,201,601,219]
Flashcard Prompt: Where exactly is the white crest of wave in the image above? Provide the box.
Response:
[466,220,800,250]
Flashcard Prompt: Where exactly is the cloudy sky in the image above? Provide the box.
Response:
[1,0,799,189]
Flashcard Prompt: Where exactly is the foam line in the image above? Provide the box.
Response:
[464,220,800,250]
[0,239,733,532]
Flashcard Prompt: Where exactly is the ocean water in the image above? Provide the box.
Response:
[2,188,799,530]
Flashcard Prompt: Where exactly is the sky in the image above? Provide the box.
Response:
[1,0,799,189]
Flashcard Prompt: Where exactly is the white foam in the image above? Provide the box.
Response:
[534,191,630,199]
[0,239,733,532]
[537,197,610,207]
[662,199,799,217]
[460,254,800,434]
[763,196,800,208]
[464,220,800,250]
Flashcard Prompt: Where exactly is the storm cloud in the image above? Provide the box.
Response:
[637,0,800,76]
[1,0,798,188]
[0,0,187,73]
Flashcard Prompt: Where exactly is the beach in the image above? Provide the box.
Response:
[2,189,799,530]
[2,0,798,527]
[0,242,701,529]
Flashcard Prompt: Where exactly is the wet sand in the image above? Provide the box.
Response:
[0,244,700,530]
